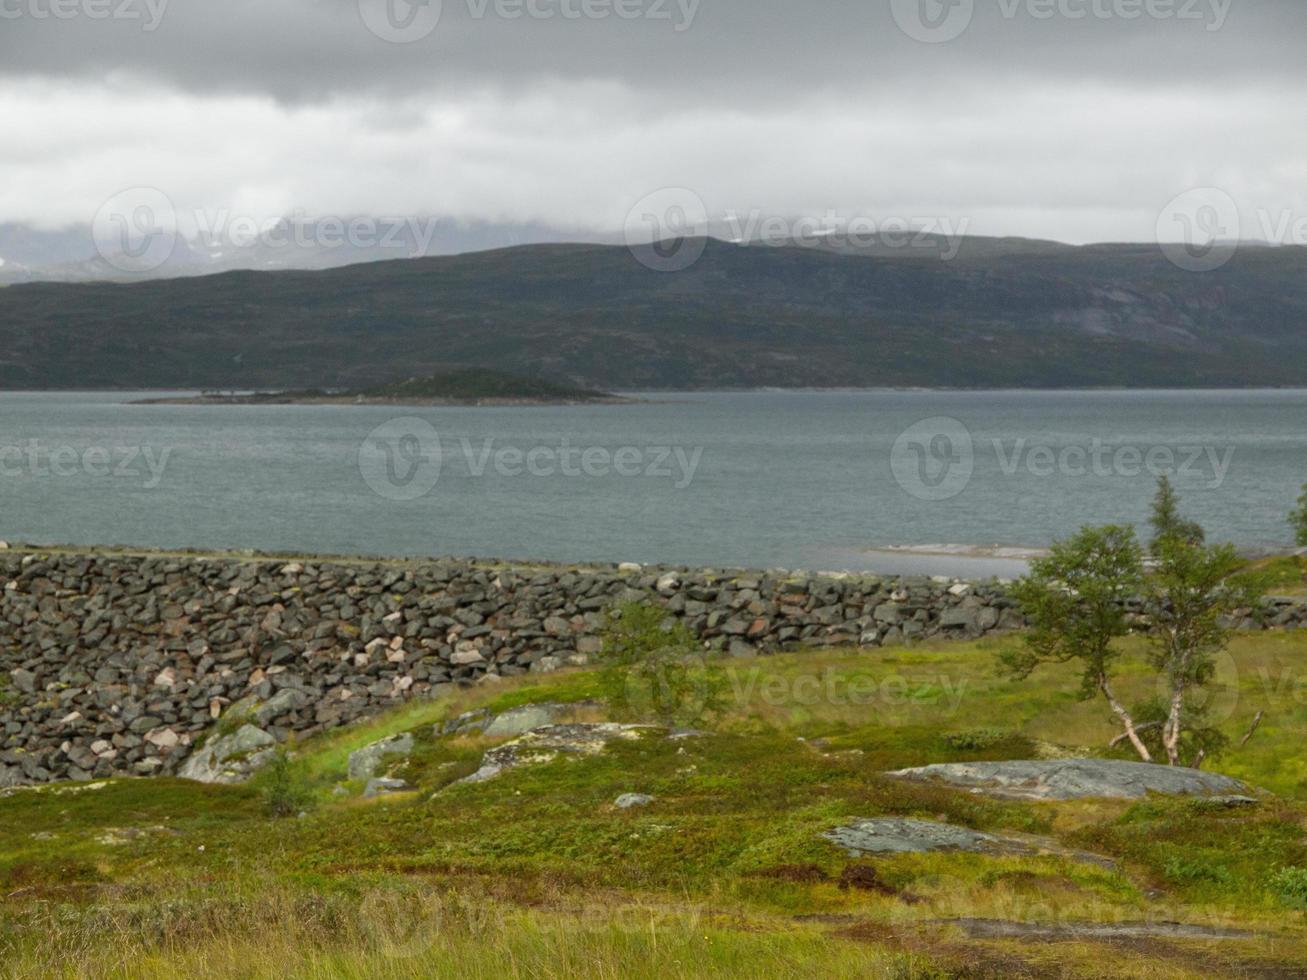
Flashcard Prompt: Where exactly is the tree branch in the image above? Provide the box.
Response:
[1109,721,1162,749]
[1100,675,1152,762]
[1240,710,1265,748]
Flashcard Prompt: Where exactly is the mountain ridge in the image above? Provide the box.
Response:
[1,236,1304,390]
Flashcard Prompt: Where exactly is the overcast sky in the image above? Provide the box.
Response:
[2,0,1305,246]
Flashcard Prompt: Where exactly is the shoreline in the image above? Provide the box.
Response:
[2,540,1300,577]
[128,394,635,407]
[0,540,1024,582]
[5,385,1307,396]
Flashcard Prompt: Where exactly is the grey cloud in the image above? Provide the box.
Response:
[1,0,1304,247]
[0,0,1302,103]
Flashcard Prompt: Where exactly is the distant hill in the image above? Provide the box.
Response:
[1,237,1305,389]
[0,219,622,285]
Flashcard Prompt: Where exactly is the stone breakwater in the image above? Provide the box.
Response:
[1,549,1302,787]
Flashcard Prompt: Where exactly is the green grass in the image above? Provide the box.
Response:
[1245,554,1307,595]
[0,884,941,980]
[5,633,1307,977]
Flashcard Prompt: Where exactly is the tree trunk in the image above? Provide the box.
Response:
[1163,688,1185,766]
[1162,629,1190,767]
[1101,675,1152,762]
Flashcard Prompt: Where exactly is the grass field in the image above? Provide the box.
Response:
[4,632,1307,978]
[1247,555,1307,597]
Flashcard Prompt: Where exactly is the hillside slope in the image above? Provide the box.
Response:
[1,237,1305,389]
[5,635,1307,978]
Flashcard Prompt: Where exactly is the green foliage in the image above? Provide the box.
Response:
[597,603,728,727]
[1003,525,1144,703]
[1244,554,1307,595]
[1142,533,1258,765]
[1163,855,1233,886]
[1149,476,1205,549]
[1292,483,1307,548]
[1083,796,1307,908]
[0,676,16,707]
[941,729,1013,751]
[1271,867,1307,909]
[1123,696,1229,768]
[1006,510,1255,767]
[261,750,314,818]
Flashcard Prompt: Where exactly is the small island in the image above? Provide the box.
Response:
[133,368,629,407]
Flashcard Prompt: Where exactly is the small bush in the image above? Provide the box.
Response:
[1163,856,1232,887]
[942,729,1011,751]
[261,751,314,818]
[1271,867,1307,909]
[597,603,728,727]
[1291,484,1307,548]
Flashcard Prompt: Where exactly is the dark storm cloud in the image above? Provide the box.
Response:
[0,0,1301,102]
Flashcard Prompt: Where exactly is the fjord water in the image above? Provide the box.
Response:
[1,389,1304,575]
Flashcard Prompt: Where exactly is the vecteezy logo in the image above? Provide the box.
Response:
[890,0,975,43]
[92,187,178,274]
[358,0,442,43]
[1157,187,1241,273]
[890,417,974,501]
[359,418,442,500]
[624,187,709,273]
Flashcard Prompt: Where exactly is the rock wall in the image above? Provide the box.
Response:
[1,549,1300,786]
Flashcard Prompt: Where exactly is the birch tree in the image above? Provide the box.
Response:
[1004,525,1153,761]
[1143,529,1257,767]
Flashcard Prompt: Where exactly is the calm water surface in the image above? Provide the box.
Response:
[1,390,1303,575]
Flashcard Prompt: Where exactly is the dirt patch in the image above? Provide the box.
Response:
[832,919,1040,978]
[838,865,910,900]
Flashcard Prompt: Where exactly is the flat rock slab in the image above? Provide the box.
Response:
[825,818,1004,855]
[823,818,1115,868]
[886,759,1249,801]
[455,723,657,786]
[439,702,601,739]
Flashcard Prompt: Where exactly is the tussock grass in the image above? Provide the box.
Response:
[0,883,917,980]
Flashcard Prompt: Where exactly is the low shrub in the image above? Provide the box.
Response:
[261,751,314,818]
[1271,867,1307,909]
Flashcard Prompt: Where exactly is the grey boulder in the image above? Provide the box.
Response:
[363,777,413,799]
[179,725,277,784]
[347,733,415,781]
[456,724,651,786]
[441,702,601,740]
[614,793,655,809]
[483,703,595,738]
